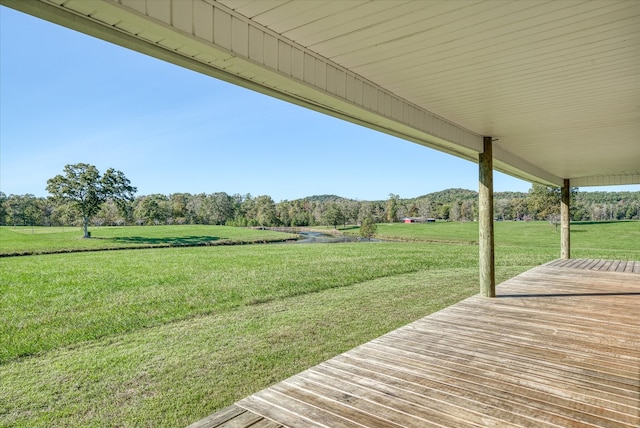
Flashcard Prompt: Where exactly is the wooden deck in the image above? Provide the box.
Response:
[190,259,640,428]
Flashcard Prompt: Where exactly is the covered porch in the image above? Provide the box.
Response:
[2,2,638,426]
[192,259,639,427]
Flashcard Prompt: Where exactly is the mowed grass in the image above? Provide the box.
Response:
[364,220,640,251]
[1,243,485,364]
[0,225,297,256]
[1,222,638,427]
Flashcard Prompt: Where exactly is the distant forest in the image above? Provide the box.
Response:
[1,186,639,228]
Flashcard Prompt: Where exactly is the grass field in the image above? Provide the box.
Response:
[349,220,640,253]
[0,225,298,256]
[1,222,638,427]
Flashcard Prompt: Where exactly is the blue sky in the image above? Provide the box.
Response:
[1,7,637,202]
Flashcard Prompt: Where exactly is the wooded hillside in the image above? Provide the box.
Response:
[1,186,638,228]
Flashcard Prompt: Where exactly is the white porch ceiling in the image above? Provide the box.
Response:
[3,0,639,187]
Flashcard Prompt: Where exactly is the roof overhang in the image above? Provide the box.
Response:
[2,0,638,188]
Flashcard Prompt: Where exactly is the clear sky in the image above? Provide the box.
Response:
[1,7,637,202]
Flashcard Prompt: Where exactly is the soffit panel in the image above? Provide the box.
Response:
[219,0,640,187]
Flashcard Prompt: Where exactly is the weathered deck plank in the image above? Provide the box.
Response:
[194,259,640,427]
[186,405,285,428]
[546,258,639,274]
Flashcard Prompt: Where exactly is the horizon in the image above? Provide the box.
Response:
[1,7,638,202]
[3,185,639,204]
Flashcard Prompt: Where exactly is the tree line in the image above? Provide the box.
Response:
[2,186,638,229]
[1,163,638,229]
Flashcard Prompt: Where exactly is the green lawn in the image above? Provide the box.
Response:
[351,220,640,255]
[0,225,298,255]
[1,222,637,427]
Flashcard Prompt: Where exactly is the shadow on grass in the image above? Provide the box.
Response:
[110,236,223,246]
[339,226,361,231]
[571,220,631,225]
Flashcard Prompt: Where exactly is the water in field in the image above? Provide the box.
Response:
[294,231,381,243]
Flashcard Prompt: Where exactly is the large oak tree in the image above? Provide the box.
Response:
[46,163,136,238]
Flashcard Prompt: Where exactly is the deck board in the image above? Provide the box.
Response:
[194,259,640,427]
[546,258,639,274]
